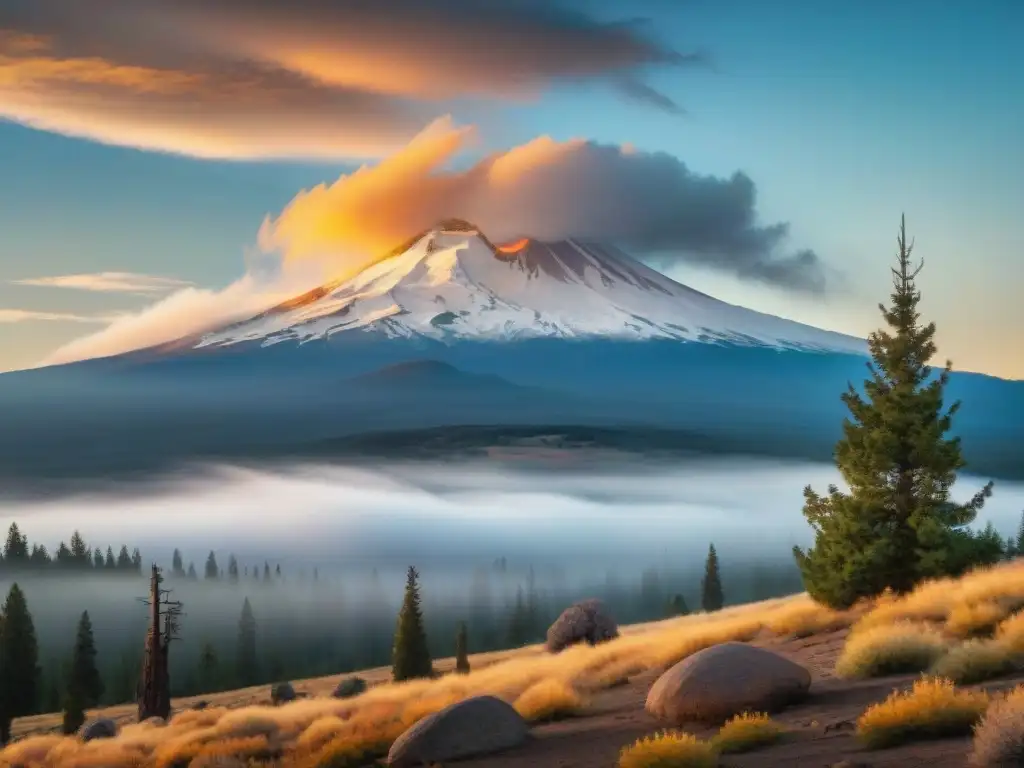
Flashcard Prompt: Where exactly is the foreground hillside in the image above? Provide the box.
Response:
[12,560,1024,766]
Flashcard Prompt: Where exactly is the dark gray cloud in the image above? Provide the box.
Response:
[264,128,829,294]
[0,0,702,159]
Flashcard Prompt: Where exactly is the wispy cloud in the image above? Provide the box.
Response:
[0,309,119,324]
[0,0,702,160]
[11,271,193,295]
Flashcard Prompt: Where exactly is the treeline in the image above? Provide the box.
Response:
[0,523,143,576]
[0,539,794,730]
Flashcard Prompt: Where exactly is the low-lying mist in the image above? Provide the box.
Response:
[1,456,1021,705]
[4,456,1021,571]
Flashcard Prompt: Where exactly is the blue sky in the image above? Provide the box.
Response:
[1,0,1022,377]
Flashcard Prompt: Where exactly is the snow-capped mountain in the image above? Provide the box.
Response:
[196,219,865,355]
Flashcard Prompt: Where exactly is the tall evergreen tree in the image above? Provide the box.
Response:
[391,566,433,682]
[667,593,690,617]
[0,584,40,744]
[227,555,240,583]
[794,217,994,609]
[1016,510,1024,556]
[236,598,258,686]
[454,622,470,675]
[263,562,271,583]
[3,523,28,564]
[172,549,185,577]
[92,548,103,570]
[131,548,143,574]
[198,641,219,690]
[104,546,116,570]
[187,562,198,580]
[69,532,89,567]
[205,552,219,581]
[701,544,724,612]
[116,545,132,570]
[62,610,103,734]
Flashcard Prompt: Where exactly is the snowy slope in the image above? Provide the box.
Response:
[197,221,866,354]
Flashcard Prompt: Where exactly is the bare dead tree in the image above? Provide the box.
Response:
[137,564,184,721]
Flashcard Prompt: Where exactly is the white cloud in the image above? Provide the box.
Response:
[41,260,328,366]
[12,271,193,295]
[0,309,118,324]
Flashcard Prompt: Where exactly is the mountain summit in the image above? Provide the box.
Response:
[197,221,865,354]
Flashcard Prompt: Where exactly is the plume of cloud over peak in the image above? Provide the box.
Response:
[262,121,829,293]
[42,259,328,367]
[0,0,699,160]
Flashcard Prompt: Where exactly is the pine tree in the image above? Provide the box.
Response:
[0,583,40,743]
[116,545,132,570]
[1016,510,1024,556]
[198,641,218,690]
[794,217,994,608]
[667,593,690,617]
[205,552,219,581]
[69,532,89,568]
[507,586,528,646]
[227,555,239,583]
[172,549,185,577]
[67,611,103,708]
[3,523,28,564]
[131,548,143,574]
[236,599,258,686]
[92,548,103,570]
[263,562,271,583]
[701,544,724,612]
[454,622,470,674]
[61,611,102,735]
[391,566,433,682]
[105,547,116,569]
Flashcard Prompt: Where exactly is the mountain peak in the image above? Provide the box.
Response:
[194,225,866,356]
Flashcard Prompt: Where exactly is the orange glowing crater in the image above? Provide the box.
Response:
[497,238,531,254]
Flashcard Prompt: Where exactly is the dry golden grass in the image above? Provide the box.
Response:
[618,730,719,768]
[947,601,1008,638]
[1,597,811,768]
[16,560,1024,767]
[856,677,990,749]
[836,621,949,678]
[513,679,585,723]
[762,595,856,638]
[710,712,784,754]
[970,684,1024,767]
[931,638,1019,685]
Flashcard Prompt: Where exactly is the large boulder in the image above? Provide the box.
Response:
[646,642,812,724]
[545,599,619,653]
[80,718,118,741]
[387,695,528,767]
[270,682,296,705]
[332,676,368,699]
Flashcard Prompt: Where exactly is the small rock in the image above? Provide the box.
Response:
[191,700,209,710]
[545,599,619,653]
[387,695,528,767]
[271,681,296,705]
[79,718,118,741]
[646,642,812,724]
[332,676,368,699]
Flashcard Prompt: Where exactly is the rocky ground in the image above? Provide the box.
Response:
[15,624,1020,766]
[459,629,1017,768]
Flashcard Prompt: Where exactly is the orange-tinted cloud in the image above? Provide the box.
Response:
[0,0,700,159]
[261,121,829,292]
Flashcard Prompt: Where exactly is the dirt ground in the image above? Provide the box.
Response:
[14,625,1016,766]
[457,629,1014,768]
